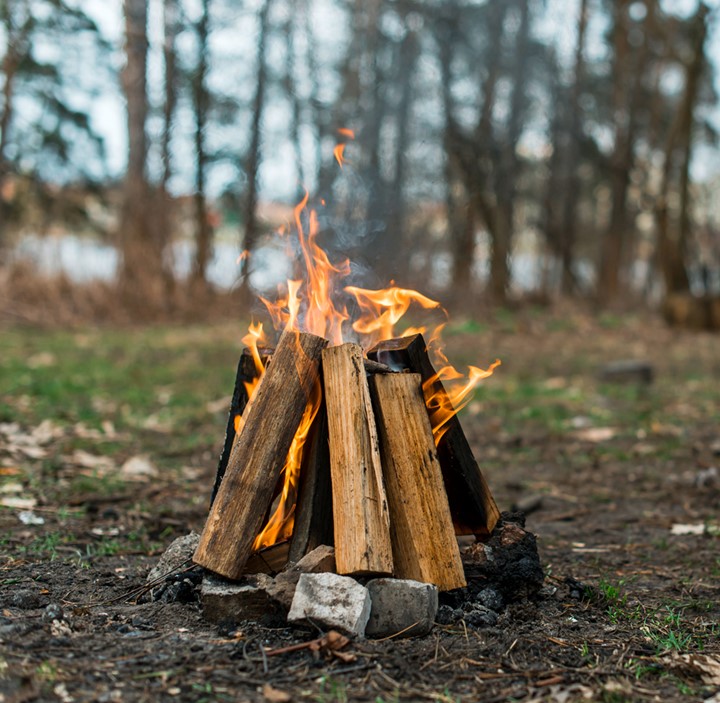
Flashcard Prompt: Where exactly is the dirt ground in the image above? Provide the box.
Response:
[1,306,719,702]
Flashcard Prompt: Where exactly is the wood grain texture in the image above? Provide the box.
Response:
[322,343,393,576]
[369,373,466,591]
[194,330,327,579]
[368,334,500,536]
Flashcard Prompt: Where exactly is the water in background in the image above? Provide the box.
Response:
[10,233,574,294]
[11,234,291,292]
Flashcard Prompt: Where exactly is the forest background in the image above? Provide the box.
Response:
[1,0,719,322]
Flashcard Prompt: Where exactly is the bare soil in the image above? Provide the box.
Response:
[1,308,719,702]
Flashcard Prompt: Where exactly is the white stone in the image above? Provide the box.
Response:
[287,573,371,638]
[365,578,438,638]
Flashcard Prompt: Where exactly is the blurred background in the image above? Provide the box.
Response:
[0,0,719,323]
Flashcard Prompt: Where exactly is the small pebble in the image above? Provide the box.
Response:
[435,605,456,625]
[463,605,498,627]
[43,603,64,623]
[476,588,504,612]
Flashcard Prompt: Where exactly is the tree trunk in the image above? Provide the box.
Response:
[239,0,272,299]
[656,4,708,295]
[119,0,162,310]
[489,0,531,302]
[558,0,589,295]
[192,0,213,288]
[597,0,651,305]
[0,48,17,250]
[283,15,306,195]
[379,27,418,283]
[0,7,29,251]
[157,0,180,295]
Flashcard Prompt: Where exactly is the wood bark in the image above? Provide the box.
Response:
[368,334,500,536]
[369,373,466,591]
[210,346,272,505]
[288,399,333,563]
[194,331,327,579]
[322,343,393,576]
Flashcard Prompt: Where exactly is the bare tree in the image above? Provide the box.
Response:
[191,0,213,288]
[119,0,162,308]
[656,3,710,295]
[157,0,180,294]
[238,0,273,297]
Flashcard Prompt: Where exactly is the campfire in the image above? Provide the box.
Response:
[193,189,502,596]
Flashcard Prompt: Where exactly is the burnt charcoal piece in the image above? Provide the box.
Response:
[462,603,498,627]
[461,513,544,604]
[435,604,462,625]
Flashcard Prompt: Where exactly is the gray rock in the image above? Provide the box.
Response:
[287,573,371,638]
[42,603,64,623]
[599,360,654,385]
[365,578,438,639]
[201,573,277,624]
[268,545,337,609]
[146,532,200,583]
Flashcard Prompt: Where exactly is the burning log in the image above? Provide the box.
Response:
[211,346,272,504]
[369,373,466,591]
[288,397,333,563]
[194,330,328,580]
[322,343,394,576]
[368,334,500,537]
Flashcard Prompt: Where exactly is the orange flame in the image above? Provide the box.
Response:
[345,285,446,351]
[251,377,322,551]
[237,162,500,552]
[259,192,350,346]
[333,127,355,168]
[234,321,269,435]
[333,143,347,168]
[424,359,502,445]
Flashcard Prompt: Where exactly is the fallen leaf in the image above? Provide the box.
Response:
[0,482,24,494]
[69,450,115,473]
[262,683,292,703]
[120,455,158,481]
[0,496,37,509]
[27,352,57,368]
[16,445,48,460]
[668,653,720,685]
[671,523,706,535]
[573,427,616,442]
